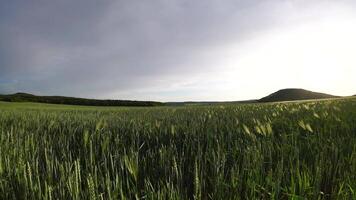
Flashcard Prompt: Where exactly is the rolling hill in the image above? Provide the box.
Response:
[0,89,345,106]
[166,99,258,106]
[0,93,164,107]
[259,88,338,103]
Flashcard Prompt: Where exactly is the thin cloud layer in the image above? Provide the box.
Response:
[1,0,355,101]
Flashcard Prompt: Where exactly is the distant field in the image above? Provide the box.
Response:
[0,98,355,199]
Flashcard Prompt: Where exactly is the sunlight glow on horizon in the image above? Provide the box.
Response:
[204,13,356,101]
[108,14,356,102]
[94,4,356,102]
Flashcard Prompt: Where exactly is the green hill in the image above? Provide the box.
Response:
[259,88,338,103]
[0,93,164,107]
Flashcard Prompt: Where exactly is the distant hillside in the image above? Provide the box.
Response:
[0,93,164,107]
[166,99,258,106]
[259,89,338,103]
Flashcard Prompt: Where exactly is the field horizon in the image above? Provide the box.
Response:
[0,88,351,107]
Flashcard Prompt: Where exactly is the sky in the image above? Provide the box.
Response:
[0,0,355,101]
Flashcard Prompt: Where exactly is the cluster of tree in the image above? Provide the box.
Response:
[0,93,164,107]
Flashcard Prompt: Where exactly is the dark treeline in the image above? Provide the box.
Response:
[0,93,164,107]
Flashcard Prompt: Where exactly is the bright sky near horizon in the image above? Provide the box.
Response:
[0,0,355,101]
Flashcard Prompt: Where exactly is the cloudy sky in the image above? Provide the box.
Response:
[1,0,355,101]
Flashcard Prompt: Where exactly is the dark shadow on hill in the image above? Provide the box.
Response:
[0,93,164,107]
[258,88,338,103]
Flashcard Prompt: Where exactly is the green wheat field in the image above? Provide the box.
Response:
[0,98,355,199]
